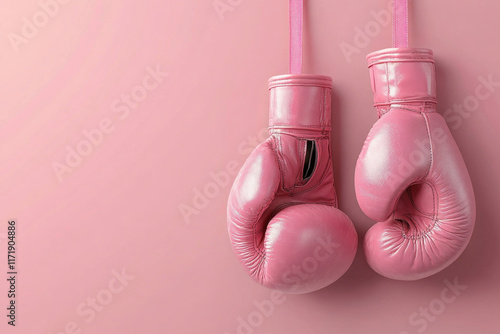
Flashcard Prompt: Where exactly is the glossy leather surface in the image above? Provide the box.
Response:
[227,74,358,293]
[356,48,476,280]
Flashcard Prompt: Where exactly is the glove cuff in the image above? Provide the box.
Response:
[268,74,332,132]
[367,48,436,107]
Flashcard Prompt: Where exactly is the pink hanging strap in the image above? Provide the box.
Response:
[289,0,303,74]
[392,0,408,48]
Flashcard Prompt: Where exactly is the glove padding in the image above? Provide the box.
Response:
[228,75,358,293]
[355,49,476,280]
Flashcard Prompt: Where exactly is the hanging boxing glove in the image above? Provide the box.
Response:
[228,75,358,293]
[355,0,476,280]
[227,0,357,293]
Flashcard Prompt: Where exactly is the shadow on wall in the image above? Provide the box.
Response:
[434,58,498,286]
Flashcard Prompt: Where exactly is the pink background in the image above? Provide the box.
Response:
[1,0,499,333]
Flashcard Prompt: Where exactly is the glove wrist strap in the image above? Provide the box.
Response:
[366,0,436,110]
[267,0,333,132]
[289,0,303,74]
[268,75,332,132]
[393,0,409,48]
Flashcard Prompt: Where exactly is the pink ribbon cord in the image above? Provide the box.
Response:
[289,0,303,74]
[392,0,409,48]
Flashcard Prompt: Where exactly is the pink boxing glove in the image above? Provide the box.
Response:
[355,48,476,280]
[227,75,358,293]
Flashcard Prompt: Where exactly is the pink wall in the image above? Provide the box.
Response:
[1,0,499,333]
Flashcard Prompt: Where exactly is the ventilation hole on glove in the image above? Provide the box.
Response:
[302,140,317,180]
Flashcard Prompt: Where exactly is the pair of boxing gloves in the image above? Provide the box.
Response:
[227,48,476,294]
